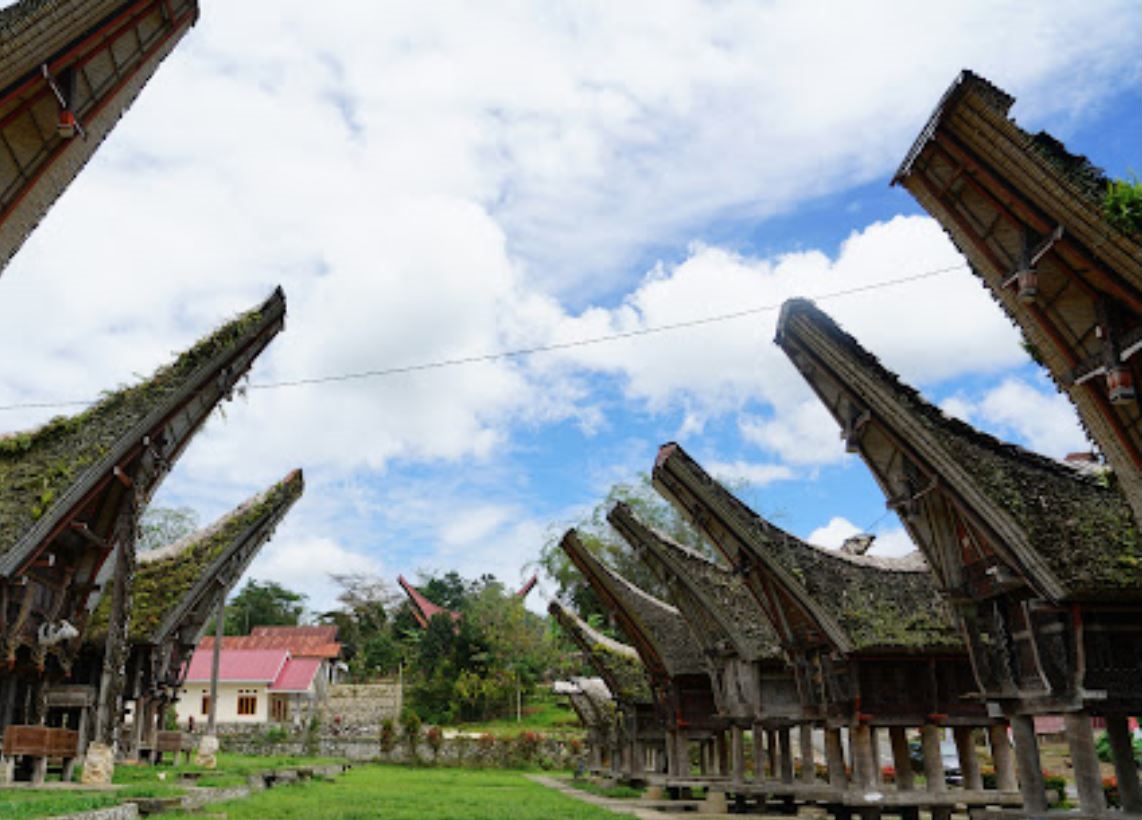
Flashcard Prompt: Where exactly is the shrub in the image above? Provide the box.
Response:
[1104,176,1142,236]
[1104,775,1120,808]
[516,730,543,762]
[379,719,397,755]
[425,725,444,761]
[402,713,422,758]
[263,725,288,745]
[1043,771,1067,807]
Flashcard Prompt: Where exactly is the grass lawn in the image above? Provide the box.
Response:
[199,765,624,819]
[0,790,122,820]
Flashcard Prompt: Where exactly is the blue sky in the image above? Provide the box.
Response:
[0,0,1139,614]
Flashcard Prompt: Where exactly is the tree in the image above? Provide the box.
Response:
[224,579,307,635]
[137,506,199,552]
[535,473,715,623]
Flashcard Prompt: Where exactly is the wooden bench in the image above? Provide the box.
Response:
[2,725,79,784]
[153,730,194,765]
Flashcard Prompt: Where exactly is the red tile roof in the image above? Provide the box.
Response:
[184,648,288,683]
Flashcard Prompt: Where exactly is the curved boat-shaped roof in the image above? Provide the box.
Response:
[560,529,706,680]
[653,442,962,654]
[775,298,1141,604]
[893,69,1142,524]
[88,469,305,647]
[607,502,781,664]
[0,288,285,666]
[548,599,652,704]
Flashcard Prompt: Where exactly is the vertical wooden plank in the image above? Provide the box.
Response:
[889,726,914,791]
[1106,714,1142,813]
[988,723,1018,792]
[1010,714,1048,812]
[1065,712,1106,814]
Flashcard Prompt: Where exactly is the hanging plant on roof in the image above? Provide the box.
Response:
[1103,176,1142,236]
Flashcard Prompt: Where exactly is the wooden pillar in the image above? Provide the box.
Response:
[825,727,848,789]
[920,724,945,793]
[766,728,778,777]
[632,737,645,777]
[851,724,876,788]
[870,727,882,784]
[779,726,794,783]
[889,727,914,791]
[953,726,982,790]
[1064,712,1106,814]
[987,723,1017,792]
[731,725,745,786]
[800,724,816,783]
[1009,714,1048,813]
[717,730,729,777]
[753,726,767,781]
[1107,715,1142,813]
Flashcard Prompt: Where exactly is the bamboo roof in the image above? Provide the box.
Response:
[87,469,304,646]
[775,297,1141,603]
[548,599,652,704]
[607,502,782,664]
[653,443,962,654]
[893,69,1142,525]
[560,529,707,680]
[0,288,286,574]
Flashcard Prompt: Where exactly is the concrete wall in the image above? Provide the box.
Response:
[175,682,269,725]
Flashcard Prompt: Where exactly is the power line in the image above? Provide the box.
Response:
[0,263,965,412]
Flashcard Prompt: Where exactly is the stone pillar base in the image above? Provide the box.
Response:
[195,734,219,769]
[80,742,115,785]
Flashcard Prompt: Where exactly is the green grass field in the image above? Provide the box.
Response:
[199,766,622,820]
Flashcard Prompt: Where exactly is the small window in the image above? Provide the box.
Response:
[237,695,257,716]
[200,696,210,716]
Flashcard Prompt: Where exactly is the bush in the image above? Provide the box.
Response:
[1104,177,1142,236]
[402,713,423,758]
[1095,730,1142,765]
[262,725,288,745]
[425,725,444,761]
[1043,771,1067,807]
[379,719,397,755]
[1104,775,1121,808]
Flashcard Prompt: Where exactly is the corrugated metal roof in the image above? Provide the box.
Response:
[271,656,322,692]
[184,648,288,683]
[199,633,340,659]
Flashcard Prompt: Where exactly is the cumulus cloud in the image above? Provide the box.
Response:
[0,0,1133,608]
[940,378,1089,458]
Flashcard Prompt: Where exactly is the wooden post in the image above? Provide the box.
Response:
[1009,714,1047,812]
[1065,712,1106,814]
[766,728,778,777]
[920,723,945,793]
[1107,715,1142,813]
[731,725,745,786]
[800,724,816,783]
[753,726,767,782]
[987,723,1017,792]
[851,724,876,788]
[207,600,223,735]
[825,727,848,789]
[870,727,882,784]
[889,727,914,791]
[953,726,982,790]
[779,726,794,783]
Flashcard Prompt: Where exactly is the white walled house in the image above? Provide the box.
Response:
[176,648,323,727]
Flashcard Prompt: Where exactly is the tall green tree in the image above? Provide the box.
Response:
[224,579,307,635]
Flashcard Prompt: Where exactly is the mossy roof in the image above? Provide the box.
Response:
[560,529,707,678]
[655,443,963,653]
[895,70,1114,216]
[549,600,652,704]
[777,298,1142,602]
[609,502,782,663]
[0,288,285,573]
[87,469,304,645]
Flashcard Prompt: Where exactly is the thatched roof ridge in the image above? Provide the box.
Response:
[654,442,962,653]
[560,529,707,678]
[548,600,652,704]
[0,289,286,572]
[608,502,782,663]
[88,469,304,645]
[895,70,1116,224]
[776,298,1141,601]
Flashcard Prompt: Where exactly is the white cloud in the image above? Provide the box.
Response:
[244,535,385,615]
[708,459,795,487]
[0,0,1134,609]
[941,378,1088,458]
[807,516,861,549]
